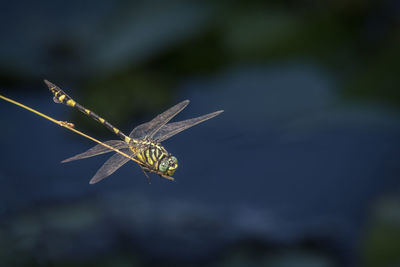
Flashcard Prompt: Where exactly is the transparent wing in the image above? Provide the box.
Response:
[62,140,128,163]
[129,100,190,139]
[153,110,224,142]
[89,149,133,184]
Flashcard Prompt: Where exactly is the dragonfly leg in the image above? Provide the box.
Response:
[139,165,152,184]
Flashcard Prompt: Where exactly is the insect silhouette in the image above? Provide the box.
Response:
[0,80,223,184]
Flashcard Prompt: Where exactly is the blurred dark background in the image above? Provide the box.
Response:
[0,1,399,266]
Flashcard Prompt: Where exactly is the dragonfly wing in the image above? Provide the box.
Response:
[153,110,223,142]
[62,140,128,163]
[89,150,132,184]
[129,100,190,139]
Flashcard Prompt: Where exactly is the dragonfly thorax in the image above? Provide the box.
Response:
[131,141,178,176]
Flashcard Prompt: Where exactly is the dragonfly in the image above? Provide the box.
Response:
[0,80,222,184]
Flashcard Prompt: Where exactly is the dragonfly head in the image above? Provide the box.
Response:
[159,155,178,176]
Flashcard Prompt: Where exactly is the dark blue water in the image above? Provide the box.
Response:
[1,64,399,264]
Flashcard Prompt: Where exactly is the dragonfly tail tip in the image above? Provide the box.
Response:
[43,79,56,88]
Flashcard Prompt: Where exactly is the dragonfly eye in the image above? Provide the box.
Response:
[159,159,169,173]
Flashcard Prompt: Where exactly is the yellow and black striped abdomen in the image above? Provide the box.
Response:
[132,142,168,171]
[45,80,131,144]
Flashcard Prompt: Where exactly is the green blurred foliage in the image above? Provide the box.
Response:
[2,1,399,127]
[78,70,173,132]
[361,196,400,267]
[77,0,399,129]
